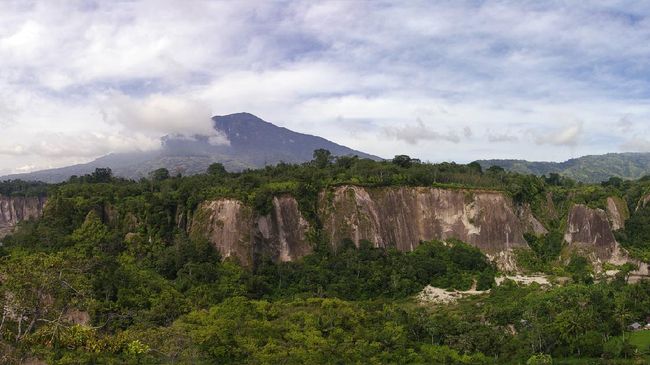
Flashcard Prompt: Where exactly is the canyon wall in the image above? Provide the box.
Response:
[4,188,640,272]
[194,186,536,266]
[192,187,648,274]
[564,204,619,260]
[318,186,529,254]
[190,196,311,266]
[0,195,47,239]
[564,199,648,279]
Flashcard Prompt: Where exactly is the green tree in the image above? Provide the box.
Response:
[207,162,227,175]
[526,353,552,365]
[90,167,113,183]
[71,210,113,256]
[467,161,483,174]
[392,155,413,168]
[566,255,593,284]
[150,168,171,181]
[0,252,90,341]
[312,149,333,168]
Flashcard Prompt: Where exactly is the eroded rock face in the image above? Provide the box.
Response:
[562,200,648,280]
[564,204,618,260]
[191,196,311,265]
[636,194,650,211]
[0,196,47,238]
[319,186,529,254]
[256,196,311,262]
[191,199,254,265]
[606,197,628,231]
[518,204,548,235]
[190,188,647,275]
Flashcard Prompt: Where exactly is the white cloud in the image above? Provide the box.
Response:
[488,133,518,143]
[384,119,461,145]
[621,138,650,152]
[0,131,160,158]
[534,121,584,147]
[617,115,634,132]
[100,93,228,145]
[1,1,650,171]
[15,165,36,173]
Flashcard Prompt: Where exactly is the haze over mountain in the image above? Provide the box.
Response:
[1,113,380,183]
[479,153,650,183]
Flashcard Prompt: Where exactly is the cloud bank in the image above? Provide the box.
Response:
[1,1,650,172]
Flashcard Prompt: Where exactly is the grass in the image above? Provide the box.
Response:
[628,330,650,352]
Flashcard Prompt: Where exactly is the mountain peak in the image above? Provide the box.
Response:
[212,112,269,124]
[1,113,381,182]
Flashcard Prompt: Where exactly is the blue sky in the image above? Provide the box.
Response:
[1,0,650,173]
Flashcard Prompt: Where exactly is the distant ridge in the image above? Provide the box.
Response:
[479,152,650,183]
[2,113,381,183]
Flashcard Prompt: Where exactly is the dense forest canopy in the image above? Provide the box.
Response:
[1,152,650,364]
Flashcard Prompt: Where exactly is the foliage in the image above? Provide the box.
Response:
[616,205,650,260]
[520,230,565,272]
[527,354,553,365]
[0,179,49,196]
[2,153,650,363]
[252,240,496,300]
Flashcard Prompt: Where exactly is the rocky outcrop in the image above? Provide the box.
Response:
[562,200,649,280]
[564,204,618,260]
[192,186,533,268]
[192,199,253,264]
[190,187,648,276]
[256,196,311,262]
[319,186,529,254]
[606,197,628,231]
[190,196,311,266]
[0,196,47,239]
[636,193,650,211]
[518,204,548,235]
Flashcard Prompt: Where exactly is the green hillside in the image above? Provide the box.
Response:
[479,152,650,183]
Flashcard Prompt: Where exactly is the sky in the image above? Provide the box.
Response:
[1,0,650,174]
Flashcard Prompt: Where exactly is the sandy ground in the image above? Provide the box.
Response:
[418,275,552,304]
[417,285,487,304]
[495,275,550,286]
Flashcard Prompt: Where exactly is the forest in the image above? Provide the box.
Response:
[1,152,650,364]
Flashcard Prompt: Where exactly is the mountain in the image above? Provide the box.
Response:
[479,152,650,183]
[1,113,381,183]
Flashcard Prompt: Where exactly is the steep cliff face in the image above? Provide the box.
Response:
[518,204,548,235]
[563,201,649,279]
[606,196,628,230]
[564,204,618,260]
[255,196,311,262]
[318,186,529,254]
[192,199,254,264]
[0,196,47,238]
[191,187,647,275]
[190,196,311,266]
[637,193,650,211]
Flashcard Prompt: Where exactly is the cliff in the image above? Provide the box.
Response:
[190,196,311,266]
[0,195,47,238]
[606,196,629,230]
[564,204,619,260]
[192,186,535,267]
[563,199,648,280]
[190,186,650,276]
[319,186,529,254]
